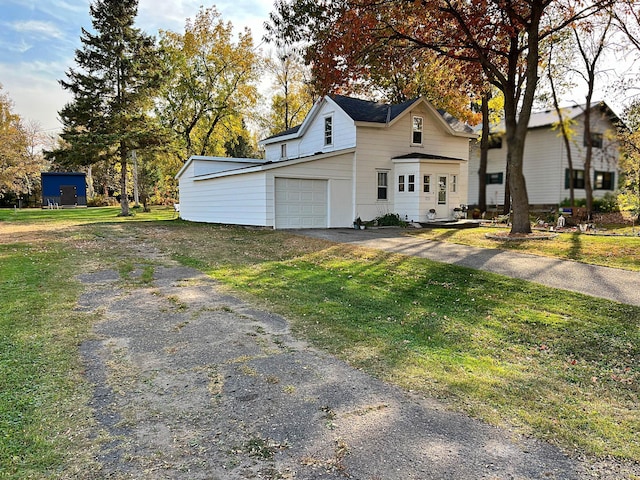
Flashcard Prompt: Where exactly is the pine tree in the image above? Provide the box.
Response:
[48,0,162,216]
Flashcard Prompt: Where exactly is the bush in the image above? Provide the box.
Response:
[374,213,407,227]
[87,195,119,207]
[593,192,619,213]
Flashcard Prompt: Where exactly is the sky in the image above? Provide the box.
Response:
[0,0,274,134]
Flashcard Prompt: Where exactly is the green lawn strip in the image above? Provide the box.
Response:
[410,227,640,271]
[0,242,98,478]
[0,205,175,225]
[203,245,639,461]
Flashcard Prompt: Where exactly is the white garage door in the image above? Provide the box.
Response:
[275,178,328,229]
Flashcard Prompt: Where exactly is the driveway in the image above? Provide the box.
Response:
[76,254,633,479]
[295,228,640,307]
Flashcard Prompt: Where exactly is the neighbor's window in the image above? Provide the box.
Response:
[412,116,423,144]
[584,132,603,149]
[324,116,333,145]
[594,171,614,190]
[488,135,503,149]
[408,174,415,192]
[377,171,388,200]
[486,172,504,184]
[398,175,405,192]
[423,175,431,193]
[450,175,457,193]
[280,144,287,159]
[565,169,585,189]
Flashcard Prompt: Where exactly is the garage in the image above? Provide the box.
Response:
[275,178,328,229]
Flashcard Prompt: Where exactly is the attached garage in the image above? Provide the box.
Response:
[274,178,328,229]
[176,151,354,229]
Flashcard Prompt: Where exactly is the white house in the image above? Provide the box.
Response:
[176,95,476,228]
[468,101,621,209]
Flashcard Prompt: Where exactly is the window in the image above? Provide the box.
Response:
[565,169,585,189]
[377,171,388,200]
[408,174,415,192]
[584,132,603,149]
[398,175,405,192]
[438,176,447,204]
[412,116,423,144]
[488,135,503,149]
[450,175,457,193]
[324,116,333,145]
[280,144,287,159]
[423,175,431,193]
[594,171,615,190]
[486,172,504,184]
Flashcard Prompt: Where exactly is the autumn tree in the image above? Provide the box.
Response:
[262,48,315,135]
[618,101,640,225]
[267,0,614,234]
[0,85,47,204]
[157,7,260,164]
[47,0,162,216]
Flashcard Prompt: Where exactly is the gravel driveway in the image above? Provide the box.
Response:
[76,259,600,479]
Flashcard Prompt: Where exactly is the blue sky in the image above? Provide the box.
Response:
[0,0,273,133]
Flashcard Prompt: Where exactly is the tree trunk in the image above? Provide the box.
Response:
[120,142,130,216]
[478,93,489,212]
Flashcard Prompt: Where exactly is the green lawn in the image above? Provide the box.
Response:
[0,207,638,477]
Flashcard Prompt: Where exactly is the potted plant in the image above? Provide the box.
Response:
[354,217,362,229]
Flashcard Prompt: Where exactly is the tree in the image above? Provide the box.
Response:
[157,7,260,164]
[263,48,315,135]
[266,0,614,234]
[0,85,47,204]
[572,12,615,215]
[46,0,162,216]
[618,101,640,227]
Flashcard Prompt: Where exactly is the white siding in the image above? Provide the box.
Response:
[354,103,470,221]
[179,172,268,226]
[468,109,619,207]
[263,100,357,161]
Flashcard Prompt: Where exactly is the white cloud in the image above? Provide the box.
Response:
[12,20,65,40]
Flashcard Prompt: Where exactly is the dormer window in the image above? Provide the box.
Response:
[412,116,423,144]
[281,144,287,159]
[324,116,333,146]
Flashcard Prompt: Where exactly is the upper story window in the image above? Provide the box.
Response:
[412,116,423,144]
[584,132,603,149]
[377,171,388,200]
[324,116,333,146]
[280,144,287,159]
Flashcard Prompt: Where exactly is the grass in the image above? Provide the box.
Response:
[0,206,638,476]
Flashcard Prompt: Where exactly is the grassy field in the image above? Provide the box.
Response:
[0,207,638,477]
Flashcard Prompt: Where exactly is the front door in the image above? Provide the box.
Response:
[60,185,77,206]
[436,175,448,217]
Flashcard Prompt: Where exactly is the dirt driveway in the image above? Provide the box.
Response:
[75,254,597,480]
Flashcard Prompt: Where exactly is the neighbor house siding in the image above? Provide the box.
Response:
[468,108,619,208]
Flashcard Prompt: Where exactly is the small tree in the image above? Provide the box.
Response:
[47,0,162,216]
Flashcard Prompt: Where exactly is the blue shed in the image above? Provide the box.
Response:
[41,172,87,207]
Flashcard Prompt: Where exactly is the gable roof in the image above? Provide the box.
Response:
[482,100,622,134]
[261,94,475,144]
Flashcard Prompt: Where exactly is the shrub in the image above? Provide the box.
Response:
[374,213,407,227]
[593,192,619,213]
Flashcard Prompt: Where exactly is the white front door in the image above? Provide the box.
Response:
[436,175,448,217]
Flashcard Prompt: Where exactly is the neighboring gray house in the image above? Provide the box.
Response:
[468,101,621,209]
[176,95,475,229]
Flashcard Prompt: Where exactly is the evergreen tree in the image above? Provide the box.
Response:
[47,0,162,216]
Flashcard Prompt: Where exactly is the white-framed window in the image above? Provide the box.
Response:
[377,170,389,200]
[450,175,457,193]
[280,144,287,159]
[324,116,333,145]
[412,116,423,144]
[398,175,405,192]
[423,175,431,193]
[408,174,415,192]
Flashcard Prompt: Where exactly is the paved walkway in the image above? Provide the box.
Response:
[296,228,640,307]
